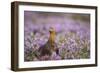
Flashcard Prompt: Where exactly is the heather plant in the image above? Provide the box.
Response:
[24,11,90,61]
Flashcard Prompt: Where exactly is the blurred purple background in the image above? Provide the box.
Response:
[24,11,90,61]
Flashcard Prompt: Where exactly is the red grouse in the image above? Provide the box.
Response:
[38,27,59,60]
